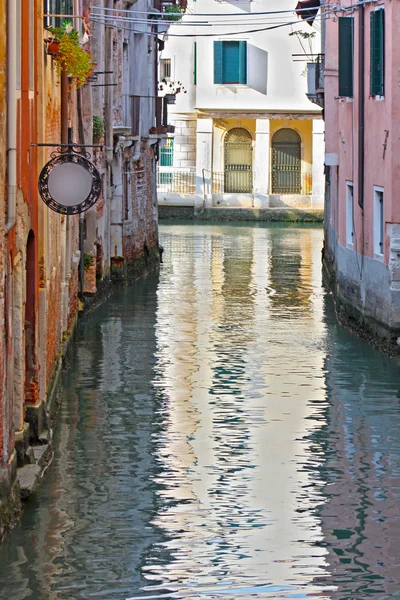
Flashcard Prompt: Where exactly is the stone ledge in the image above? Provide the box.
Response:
[323,254,400,356]
[158,206,324,223]
[17,465,42,501]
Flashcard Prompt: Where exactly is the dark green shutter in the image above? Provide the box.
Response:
[194,42,197,85]
[160,139,174,167]
[222,41,239,83]
[239,41,247,84]
[338,17,354,97]
[370,10,384,96]
[214,41,223,84]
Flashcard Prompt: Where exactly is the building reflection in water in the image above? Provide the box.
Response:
[310,296,400,599]
[144,224,332,598]
[0,224,399,600]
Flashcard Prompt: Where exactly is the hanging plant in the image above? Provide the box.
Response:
[46,23,93,89]
[163,5,183,21]
[158,79,187,95]
[93,115,104,144]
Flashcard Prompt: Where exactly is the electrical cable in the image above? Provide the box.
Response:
[90,8,337,38]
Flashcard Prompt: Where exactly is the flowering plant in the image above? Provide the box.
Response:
[158,79,187,95]
[46,22,93,88]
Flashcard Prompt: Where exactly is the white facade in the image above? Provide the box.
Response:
[158,0,324,209]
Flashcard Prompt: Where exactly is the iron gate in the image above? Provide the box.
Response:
[224,128,253,193]
[271,129,301,194]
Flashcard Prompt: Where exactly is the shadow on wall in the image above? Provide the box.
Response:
[224,0,252,12]
[248,45,268,95]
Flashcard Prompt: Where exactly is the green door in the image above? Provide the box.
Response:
[271,129,301,194]
[224,128,252,193]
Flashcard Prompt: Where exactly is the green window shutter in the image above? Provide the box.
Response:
[160,139,174,167]
[239,41,247,84]
[222,41,240,83]
[214,41,223,84]
[370,10,384,96]
[193,42,197,85]
[338,17,354,97]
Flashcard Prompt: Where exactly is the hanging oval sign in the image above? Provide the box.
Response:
[38,151,102,215]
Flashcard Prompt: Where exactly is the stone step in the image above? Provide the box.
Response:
[17,464,42,501]
[33,443,52,468]
[16,442,52,500]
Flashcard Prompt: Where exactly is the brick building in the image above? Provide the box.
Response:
[1,0,167,539]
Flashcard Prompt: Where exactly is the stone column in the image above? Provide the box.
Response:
[196,118,213,209]
[254,119,270,208]
[312,119,325,207]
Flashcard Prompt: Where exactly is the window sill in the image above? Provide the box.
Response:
[215,84,249,88]
[346,241,354,249]
[374,252,384,261]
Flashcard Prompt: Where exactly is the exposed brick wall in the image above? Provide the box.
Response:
[123,141,159,268]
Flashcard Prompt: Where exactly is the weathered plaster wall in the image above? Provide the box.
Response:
[324,0,400,345]
[0,0,7,471]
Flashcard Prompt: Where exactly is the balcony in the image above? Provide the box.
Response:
[306,54,324,108]
[152,0,186,33]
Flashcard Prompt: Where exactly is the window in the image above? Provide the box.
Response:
[374,187,384,257]
[160,58,171,82]
[44,0,72,28]
[338,17,354,97]
[346,182,354,246]
[159,139,174,186]
[160,138,174,167]
[214,41,247,85]
[370,9,384,97]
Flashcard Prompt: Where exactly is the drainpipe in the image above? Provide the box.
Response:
[358,5,365,209]
[77,87,86,298]
[105,0,114,165]
[5,0,17,233]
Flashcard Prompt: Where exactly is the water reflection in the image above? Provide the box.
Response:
[0,224,399,600]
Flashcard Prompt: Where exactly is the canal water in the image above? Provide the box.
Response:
[1,223,400,600]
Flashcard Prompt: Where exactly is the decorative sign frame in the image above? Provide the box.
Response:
[38,146,102,215]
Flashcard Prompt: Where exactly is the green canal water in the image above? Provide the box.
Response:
[0,223,400,600]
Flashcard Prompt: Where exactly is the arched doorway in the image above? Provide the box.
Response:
[271,128,301,194]
[224,128,252,193]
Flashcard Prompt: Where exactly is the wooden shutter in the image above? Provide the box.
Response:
[131,96,140,137]
[156,97,163,128]
[193,41,197,85]
[239,41,247,84]
[222,41,240,83]
[214,41,223,84]
[338,17,354,97]
[370,10,384,96]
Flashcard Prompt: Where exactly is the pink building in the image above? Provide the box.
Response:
[316,0,400,350]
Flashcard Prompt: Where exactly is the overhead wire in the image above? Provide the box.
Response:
[89,6,339,38]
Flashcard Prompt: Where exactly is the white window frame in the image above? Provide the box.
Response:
[345,181,354,247]
[373,186,384,259]
[160,58,172,82]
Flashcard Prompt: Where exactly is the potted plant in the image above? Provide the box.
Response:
[163,5,184,21]
[45,22,93,89]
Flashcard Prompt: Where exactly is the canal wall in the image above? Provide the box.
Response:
[322,240,400,355]
[158,206,324,222]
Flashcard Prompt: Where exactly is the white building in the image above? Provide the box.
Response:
[157,0,324,210]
